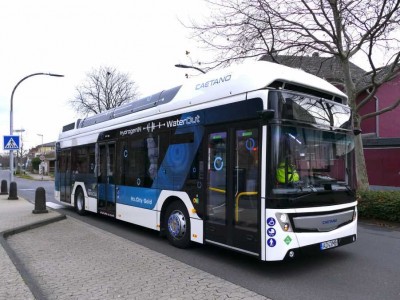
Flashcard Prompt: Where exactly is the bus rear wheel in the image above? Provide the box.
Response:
[75,188,86,216]
[165,201,191,248]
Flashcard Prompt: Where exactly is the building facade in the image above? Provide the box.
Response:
[357,74,400,187]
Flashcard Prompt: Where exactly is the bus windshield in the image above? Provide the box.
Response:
[270,125,355,198]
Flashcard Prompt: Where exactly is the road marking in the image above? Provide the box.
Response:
[19,188,36,191]
[46,202,66,209]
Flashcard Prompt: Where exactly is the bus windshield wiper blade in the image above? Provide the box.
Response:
[288,192,316,203]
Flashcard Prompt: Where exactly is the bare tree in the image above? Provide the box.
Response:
[70,66,140,116]
[186,0,400,189]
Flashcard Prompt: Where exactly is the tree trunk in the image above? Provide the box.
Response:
[352,113,369,190]
[340,58,370,191]
[354,133,369,190]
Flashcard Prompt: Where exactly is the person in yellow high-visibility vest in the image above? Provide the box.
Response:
[276,161,300,184]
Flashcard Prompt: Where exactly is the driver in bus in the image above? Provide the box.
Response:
[276,159,300,184]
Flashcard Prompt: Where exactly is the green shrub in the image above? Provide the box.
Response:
[31,157,41,171]
[357,190,400,222]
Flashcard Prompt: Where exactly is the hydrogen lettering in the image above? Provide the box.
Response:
[120,126,142,136]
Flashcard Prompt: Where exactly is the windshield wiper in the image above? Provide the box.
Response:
[292,181,318,192]
[288,192,319,204]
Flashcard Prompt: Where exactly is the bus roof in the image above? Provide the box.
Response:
[61,60,347,133]
[174,60,347,103]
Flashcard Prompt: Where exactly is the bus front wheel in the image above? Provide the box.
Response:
[75,188,86,216]
[165,201,191,248]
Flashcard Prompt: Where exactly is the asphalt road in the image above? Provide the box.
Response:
[3,170,400,300]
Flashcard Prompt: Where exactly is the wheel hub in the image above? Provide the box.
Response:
[168,210,186,239]
[77,194,84,210]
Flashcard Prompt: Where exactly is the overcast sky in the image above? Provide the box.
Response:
[0,0,209,151]
[0,0,384,153]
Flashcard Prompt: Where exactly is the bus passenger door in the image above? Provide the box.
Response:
[205,125,260,255]
[98,142,116,217]
[59,149,72,204]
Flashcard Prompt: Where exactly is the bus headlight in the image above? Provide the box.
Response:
[276,213,292,232]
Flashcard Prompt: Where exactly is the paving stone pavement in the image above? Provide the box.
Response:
[0,195,271,300]
[0,245,34,300]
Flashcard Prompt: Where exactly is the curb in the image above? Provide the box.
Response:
[0,214,67,300]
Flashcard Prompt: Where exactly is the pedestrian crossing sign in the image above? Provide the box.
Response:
[3,135,20,150]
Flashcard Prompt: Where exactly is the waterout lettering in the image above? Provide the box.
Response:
[167,115,201,128]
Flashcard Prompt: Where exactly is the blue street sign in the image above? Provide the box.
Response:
[3,135,20,150]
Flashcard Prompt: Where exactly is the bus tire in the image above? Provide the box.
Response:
[165,201,191,249]
[75,188,86,216]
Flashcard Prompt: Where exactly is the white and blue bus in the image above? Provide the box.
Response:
[55,61,357,261]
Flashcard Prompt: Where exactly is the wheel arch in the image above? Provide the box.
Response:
[72,182,88,201]
[158,191,203,243]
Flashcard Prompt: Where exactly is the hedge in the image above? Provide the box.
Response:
[357,190,400,223]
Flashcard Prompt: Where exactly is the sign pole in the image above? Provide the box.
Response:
[9,108,14,183]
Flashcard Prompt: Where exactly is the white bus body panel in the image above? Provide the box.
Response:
[65,183,204,244]
[116,204,158,230]
[173,61,346,105]
[260,125,268,261]
[264,202,357,261]
[85,196,97,213]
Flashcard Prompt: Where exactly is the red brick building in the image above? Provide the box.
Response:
[358,74,400,187]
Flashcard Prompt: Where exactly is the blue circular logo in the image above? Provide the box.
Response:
[267,238,276,247]
[213,156,224,171]
[245,138,255,151]
[267,217,276,227]
[267,228,276,237]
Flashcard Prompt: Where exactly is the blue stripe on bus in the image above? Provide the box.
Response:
[98,183,116,202]
[152,113,204,190]
[116,186,160,209]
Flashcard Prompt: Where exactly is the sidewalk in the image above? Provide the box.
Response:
[0,195,269,300]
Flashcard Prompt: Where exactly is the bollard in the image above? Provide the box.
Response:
[8,181,18,200]
[0,180,8,195]
[32,187,48,214]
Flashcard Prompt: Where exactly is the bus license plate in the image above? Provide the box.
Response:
[320,239,338,250]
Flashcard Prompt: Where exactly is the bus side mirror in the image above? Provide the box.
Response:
[258,109,275,121]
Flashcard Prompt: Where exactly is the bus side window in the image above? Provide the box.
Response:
[89,146,95,175]
[122,136,158,188]
[146,136,159,182]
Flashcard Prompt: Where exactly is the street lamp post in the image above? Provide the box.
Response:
[37,133,44,180]
[174,64,206,74]
[9,72,64,183]
[13,129,25,174]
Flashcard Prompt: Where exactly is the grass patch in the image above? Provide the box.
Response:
[16,174,34,180]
